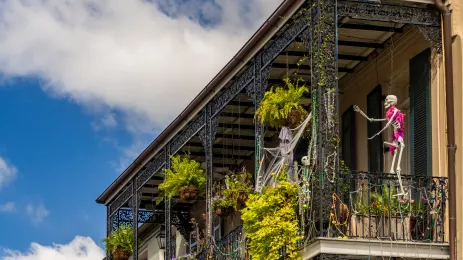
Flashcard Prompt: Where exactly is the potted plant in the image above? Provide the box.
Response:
[102,224,134,260]
[157,155,206,204]
[223,168,253,208]
[255,77,308,129]
[212,196,235,217]
[350,186,422,240]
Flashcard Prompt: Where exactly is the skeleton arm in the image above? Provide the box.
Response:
[353,105,387,122]
[368,108,398,140]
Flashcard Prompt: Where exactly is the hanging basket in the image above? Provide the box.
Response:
[237,192,248,205]
[215,206,234,217]
[112,248,131,260]
[179,186,199,200]
[282,109,308,129]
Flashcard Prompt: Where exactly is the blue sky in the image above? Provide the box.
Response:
[0,0,281,259]
[0,77,135,250]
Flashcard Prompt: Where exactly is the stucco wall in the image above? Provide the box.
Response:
[339,28,435,174]
[448,1,463,258]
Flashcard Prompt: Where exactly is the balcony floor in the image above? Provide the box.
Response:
[301,238,450,259]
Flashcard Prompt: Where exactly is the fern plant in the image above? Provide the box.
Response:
[102,224,135,255]
[157,155,206,204]
[255,77,309,128]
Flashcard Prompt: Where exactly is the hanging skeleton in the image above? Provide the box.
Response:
[279,126,294,180]
[353,95,406,195]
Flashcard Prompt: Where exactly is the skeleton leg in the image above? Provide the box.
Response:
[386,141,398,174]
[395,138,406,196]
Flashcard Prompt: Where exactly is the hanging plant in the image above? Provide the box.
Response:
[241,168,302,260]
[255,77,308,129]
[212,196,235,217]
[156,155,206,204]
[102,224,135,260]
[223,167,253,208]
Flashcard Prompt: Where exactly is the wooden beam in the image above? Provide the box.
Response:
[220,112,254,119]
[339,23,403,33]
[187,142,255,151]
[338,40,383,49]
[188,151,251,160]
[285,51,367,61]
[272,63,353,73]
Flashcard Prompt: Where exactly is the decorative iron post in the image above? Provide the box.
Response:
[165,145,172,260]
[310,0,339,237]
[253,55,263,181]
[199,103,218,254]
[130,179,139,260]
[106,205,110,260]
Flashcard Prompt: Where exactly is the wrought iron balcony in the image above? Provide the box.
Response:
[305,171,448,243]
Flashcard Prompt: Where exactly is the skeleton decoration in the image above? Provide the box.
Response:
[353,95,406,196]
[279,126,294,180]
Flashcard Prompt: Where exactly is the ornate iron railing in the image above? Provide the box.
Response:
[304,171,448,243]
[195,225,246,260]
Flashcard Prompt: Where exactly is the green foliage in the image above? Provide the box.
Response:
[223,168,253,209]
[354,186,424,217]
[212,196,235,211]
[255,78,309,128]
[102,224,134,254]
[241,169,302,260]
[157,155,206,204]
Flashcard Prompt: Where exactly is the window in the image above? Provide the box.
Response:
[213,216,222,242]
[342,106,356,170]
[409,48,432,177]
[367,85,384,174]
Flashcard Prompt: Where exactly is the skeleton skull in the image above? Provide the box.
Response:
[384,95,398,109]
[301,156,310,166]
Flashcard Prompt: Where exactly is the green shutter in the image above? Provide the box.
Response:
[367,85,384,174]
[410,48,432,177]
[342,106,356,169]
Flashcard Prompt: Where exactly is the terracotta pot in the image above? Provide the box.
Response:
[112,248,130,260]
[237,192,248,204]
[215,206,233,217]
[179,186,199,200]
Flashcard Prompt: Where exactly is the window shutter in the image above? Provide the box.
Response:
[342,106,356,170]
[410,48,432,177]
[367,85,384,174]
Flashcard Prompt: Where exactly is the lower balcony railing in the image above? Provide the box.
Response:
[194,172,447,259]
[313,171,448,243]
[195,225,246,260]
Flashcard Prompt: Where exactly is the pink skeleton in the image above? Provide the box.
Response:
[354,95,406,195]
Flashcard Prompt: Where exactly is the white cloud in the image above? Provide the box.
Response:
[0,202,16,213]
[0,0,282,133]
[1,236,105,260]
[92,113,118,130]
[0,157,17,190]
[26,203,50,225]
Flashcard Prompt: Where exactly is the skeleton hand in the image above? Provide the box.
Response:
[368,134,377,140]
[392,121,400,129]
[353,105,372,122]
